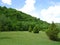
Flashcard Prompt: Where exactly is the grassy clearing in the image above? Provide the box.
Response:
[0,31,60,45]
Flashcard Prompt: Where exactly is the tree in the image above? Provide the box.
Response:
[33,25,39,33]
[46,22,59,41]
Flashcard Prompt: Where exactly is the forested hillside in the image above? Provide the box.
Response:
[0,6,50,31]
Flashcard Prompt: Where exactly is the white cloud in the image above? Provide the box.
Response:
[28,11,40,18]
[16,0,38,19]
[40,5,60,23]
[2,0,12,5]
[18,0,36,13]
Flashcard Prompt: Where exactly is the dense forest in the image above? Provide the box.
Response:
[0,6,50,31]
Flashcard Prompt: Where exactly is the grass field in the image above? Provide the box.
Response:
[0,31,60,45]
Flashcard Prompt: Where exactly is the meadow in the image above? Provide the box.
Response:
[0,31,60,45]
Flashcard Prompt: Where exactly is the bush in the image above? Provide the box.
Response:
[28,26,32,32]
[33,25,39,33]
[46,22,59,41]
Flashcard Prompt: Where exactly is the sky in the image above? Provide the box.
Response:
[0,0,60,23]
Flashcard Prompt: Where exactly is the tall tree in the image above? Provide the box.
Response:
[46,22,59,41]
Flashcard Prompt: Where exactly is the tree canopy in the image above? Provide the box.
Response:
[0,6,50,31]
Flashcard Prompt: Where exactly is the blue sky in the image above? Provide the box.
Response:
[0,0,60,23]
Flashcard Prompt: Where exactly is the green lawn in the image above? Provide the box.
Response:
[0,31,60,45]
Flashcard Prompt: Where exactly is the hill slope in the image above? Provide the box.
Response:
[0,6,50,31]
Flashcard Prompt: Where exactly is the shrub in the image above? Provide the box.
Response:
[46,22,59,41]
[33,25,39,33]
[28,26,32,32]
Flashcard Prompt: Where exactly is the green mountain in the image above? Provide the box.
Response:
[0,6,50,31]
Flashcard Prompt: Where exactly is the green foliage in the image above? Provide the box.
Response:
[28,26,32,32]
[46,22,59,41]
[33,25,39,33]
[0,6,50,31]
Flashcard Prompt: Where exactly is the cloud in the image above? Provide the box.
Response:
[28,11,40,18]
[18,0,36,13]
[40,5,60,23]
[2,0,12,5]
[16,0,37,19]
